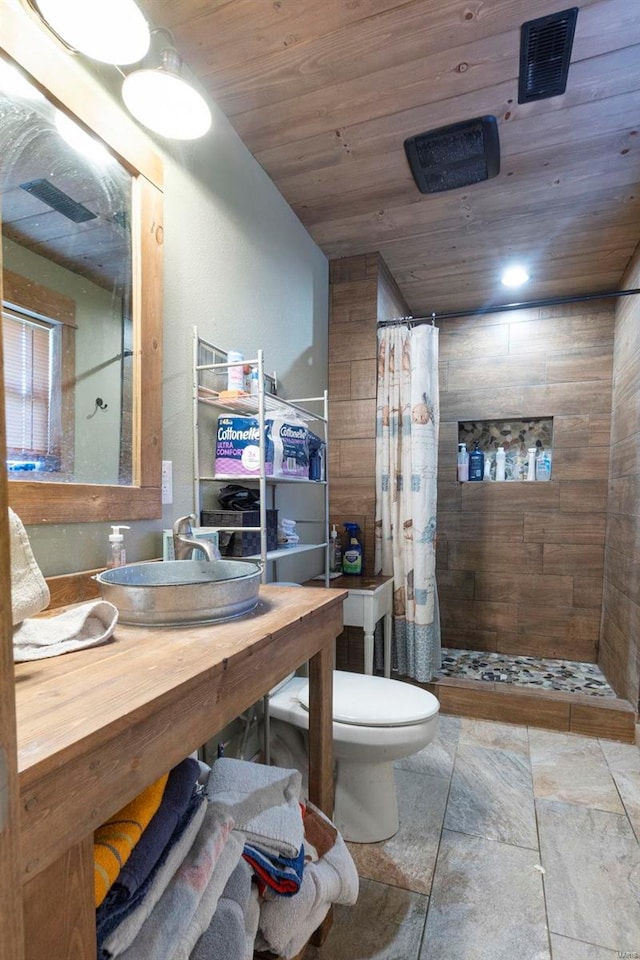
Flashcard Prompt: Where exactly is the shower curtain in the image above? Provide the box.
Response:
[374,322,441,682]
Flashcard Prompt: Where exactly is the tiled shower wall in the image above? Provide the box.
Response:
[437,300,614,663]
[600,246,640,707]
[329,252,619,673]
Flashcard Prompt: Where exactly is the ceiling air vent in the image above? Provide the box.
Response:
[19,178,97,223]
[404,116,500,195]
[519,8,578,104]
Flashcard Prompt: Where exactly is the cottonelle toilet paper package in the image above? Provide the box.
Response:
[214,416,309,478]
[266,417,309,478]
[215,416,272,476]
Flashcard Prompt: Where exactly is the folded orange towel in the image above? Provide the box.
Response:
[94,774,169,907]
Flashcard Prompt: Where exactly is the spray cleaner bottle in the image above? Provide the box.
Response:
[342,522,363,575]
[108,525,130,568]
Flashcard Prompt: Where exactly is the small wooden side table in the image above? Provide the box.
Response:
[305,574,394,677]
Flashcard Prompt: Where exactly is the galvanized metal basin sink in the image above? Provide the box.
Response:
[94,559,263,626]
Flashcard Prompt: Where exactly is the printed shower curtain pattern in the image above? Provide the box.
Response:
[374,322,441,682]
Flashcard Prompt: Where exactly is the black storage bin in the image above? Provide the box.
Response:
[201,509,278,556]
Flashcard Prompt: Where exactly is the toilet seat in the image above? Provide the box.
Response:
[296,671,438,727]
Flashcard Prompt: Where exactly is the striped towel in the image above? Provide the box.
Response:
[94,774,169,907]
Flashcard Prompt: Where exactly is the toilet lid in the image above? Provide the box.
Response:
[297,672,439,727]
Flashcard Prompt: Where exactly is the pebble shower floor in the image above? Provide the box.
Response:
[435,648,616,697]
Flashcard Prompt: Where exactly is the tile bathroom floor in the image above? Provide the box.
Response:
[306,715,640,960]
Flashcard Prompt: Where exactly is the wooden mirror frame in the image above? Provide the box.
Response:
[1,1,163,523]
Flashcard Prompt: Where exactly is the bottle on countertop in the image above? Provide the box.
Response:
[495,446,506,482]
[457,442,469,482]
[108,525,130,568]
[329,524,343,573]
[468,441,484,482]
[342,522,362,575]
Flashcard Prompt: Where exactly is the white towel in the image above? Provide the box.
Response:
[8,507,49,625]
[13,600,119,662]
[206,757,303,859]
[257,808,359,959]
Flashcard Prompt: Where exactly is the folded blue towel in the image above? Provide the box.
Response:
[109,757,200,903]
[97,788,204,953]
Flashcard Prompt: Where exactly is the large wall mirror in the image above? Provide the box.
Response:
[0,3,163,523]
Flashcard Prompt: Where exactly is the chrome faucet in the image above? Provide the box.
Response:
[172,515,218,562]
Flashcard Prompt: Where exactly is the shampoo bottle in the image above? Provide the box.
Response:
[468,441,484,482]
[342,522,363,575]
[536,449,551,481]
[526,448,537,481]
[495,446,506,482]
[108,525,130,568]
[457,442,469,481]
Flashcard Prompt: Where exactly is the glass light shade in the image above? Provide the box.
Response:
[122,69,212,140]
[35,0,150,64]
[501,265,530,288]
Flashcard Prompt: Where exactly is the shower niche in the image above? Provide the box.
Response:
[457,417,553,481]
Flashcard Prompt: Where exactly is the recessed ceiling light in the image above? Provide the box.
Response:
[501,265,530,288]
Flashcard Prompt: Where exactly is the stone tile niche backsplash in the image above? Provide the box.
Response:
[458,418,553,481]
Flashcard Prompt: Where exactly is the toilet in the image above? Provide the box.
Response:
[268,670,439,843]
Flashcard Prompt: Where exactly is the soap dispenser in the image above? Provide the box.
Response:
[108,525,130,568]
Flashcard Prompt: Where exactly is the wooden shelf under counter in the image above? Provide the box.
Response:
[15,584,345,960]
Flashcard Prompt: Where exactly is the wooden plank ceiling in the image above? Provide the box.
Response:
[140,0,640,316]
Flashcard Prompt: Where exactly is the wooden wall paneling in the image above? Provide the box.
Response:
[610,435,640,477]
[551,446,610,480]
[328,399,376,440]
[474,573,573,606]
[440,387,525,421]
[607,474,640,517]
[337,439,376,478]
[328,362,351,401]
[522,382,612,417]
[542,544,605,578]
[523,511,607,545]
[558,480,609,512]
[328,321,377,363]
[545,346,614,384]
[350,359,377,399]
[447,356,546,390]
[553,414,611,448]
[448,541,543,575]
[572,577,604,610]
[460,482,559,512]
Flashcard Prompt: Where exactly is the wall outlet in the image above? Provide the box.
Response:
[161,460,173,504]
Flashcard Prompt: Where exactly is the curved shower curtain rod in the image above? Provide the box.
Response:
[377,287,640,327]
